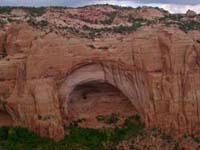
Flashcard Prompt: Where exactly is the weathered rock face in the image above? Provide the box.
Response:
[0,19,200,141]
[0,31,6,58]
[67,82,137,128]
[0,111,13,127]
[186,9,197,17]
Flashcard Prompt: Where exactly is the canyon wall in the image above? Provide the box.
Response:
[0,24,200,140]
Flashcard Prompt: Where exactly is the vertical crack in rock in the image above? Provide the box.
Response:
[16,62,27,97]
[2,32,8,58]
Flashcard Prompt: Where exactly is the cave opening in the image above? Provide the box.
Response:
[67,81,138,128]
[0,110,13,127]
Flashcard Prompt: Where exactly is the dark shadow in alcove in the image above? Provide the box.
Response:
[67,81,138,128]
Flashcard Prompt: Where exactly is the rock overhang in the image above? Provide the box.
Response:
[0,22,200,140]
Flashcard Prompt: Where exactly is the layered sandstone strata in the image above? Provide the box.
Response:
[0,13,200,141]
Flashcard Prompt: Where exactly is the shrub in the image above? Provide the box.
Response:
[0,115,145,150]
[38,20,48,28]
[161,133,173,143]
[26,7,47,16]
[7,17,15,23]
[27,18,48,28]
[0,127,52,150]
[112,22,141,33]
[166,14,183,21]
[96,113,119,124]
[100,12,117,25]
[151,128,161,137]
[0,20,7,26]
[0,127,9,140]
[69,118,86,127]
[0,7,12,14]
[174,141,179,150]
[179,21,200,32]
[27,16,36,26]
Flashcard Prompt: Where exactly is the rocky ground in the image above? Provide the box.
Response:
[0,5,200,57]
[0,5,200,39]
[0,5,200,58]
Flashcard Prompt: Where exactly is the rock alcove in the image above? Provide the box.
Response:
[67,81,138,128]
[59,60,151,129]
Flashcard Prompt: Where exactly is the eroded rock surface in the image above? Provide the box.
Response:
[0,6,200,141]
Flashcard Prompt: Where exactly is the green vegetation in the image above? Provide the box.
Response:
[193,137,200,143]
[179,21,200,32]
[112,23,141,33]
[163,14,184,21]
[0,20,7,27]
[158,14,200,32]
[1,114,199,149]
[26,7,47,16]
[69,118,86,127]
[37,20,48,28]
[100,12,117,25]
[80,11,117,25]
[7,17,16,23]
[82,11,200,34]
[173,141,179,150]
[96,113,119,124]
[0,7,46,16]
[27,17,48,29]
[0,127,54,150]
[27,16,36,26]
[0,115,145,150]
[151,128,162,137]
[0,7,12,14]
[160,132,173,143]
[83,20,142,37]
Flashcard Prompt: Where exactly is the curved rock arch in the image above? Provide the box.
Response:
[59,59,156,126]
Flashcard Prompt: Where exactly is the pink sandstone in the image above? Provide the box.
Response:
[0,23,200,141]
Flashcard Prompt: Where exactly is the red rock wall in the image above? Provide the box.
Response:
[1,24,200,140]
[0,111,13,127]
[67,82,137,128]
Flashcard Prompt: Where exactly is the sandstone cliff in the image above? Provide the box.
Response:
[0,6,200,141]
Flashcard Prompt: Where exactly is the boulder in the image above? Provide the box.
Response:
[186,9,197,17]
